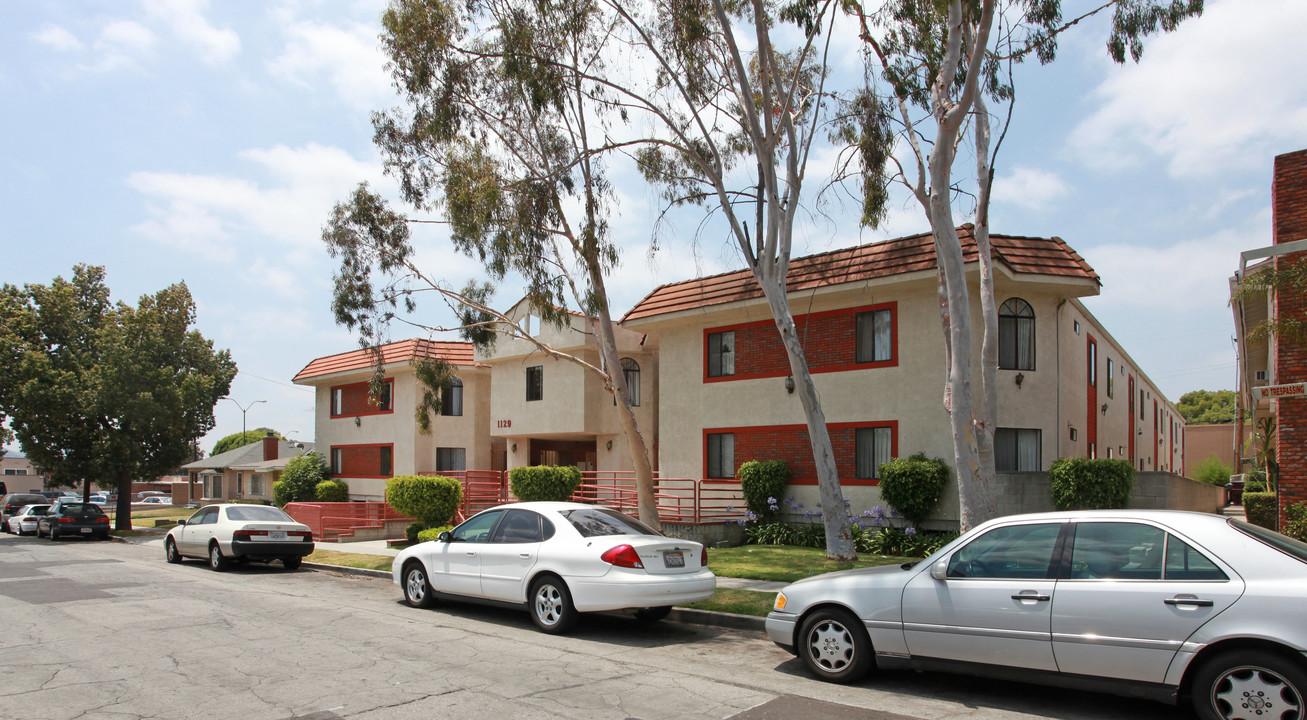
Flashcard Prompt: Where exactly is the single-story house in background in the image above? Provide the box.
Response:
[182,434,315,503]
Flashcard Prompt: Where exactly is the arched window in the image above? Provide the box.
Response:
[999,298,1036,370]
[440,377,463,416]
[620,357,641,406]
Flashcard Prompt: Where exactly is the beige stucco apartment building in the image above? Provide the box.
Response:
[296,227,1185,521]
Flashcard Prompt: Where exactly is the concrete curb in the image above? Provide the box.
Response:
[302,562,769,632]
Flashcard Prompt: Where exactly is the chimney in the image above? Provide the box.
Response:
[263,432,278,462]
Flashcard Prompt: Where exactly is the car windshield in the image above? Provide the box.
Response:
[225,506,293,522]
[559,507,661,538]
[1231,519,1307,563]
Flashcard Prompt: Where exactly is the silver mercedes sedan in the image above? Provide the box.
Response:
[766,510,1307,720]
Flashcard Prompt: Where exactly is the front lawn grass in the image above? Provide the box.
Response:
[685,588,777,616]
[306,549,394,572]
[708,544,915,582]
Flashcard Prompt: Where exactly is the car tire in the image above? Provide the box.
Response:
[283,557,302,571]
[49,526,59,542]
[1191,649,1307,720]
[797,607,874,684]
[402,561,435,608]
[529,575,578,635]
[208,543,229,572]
[633,606,673,626]
[165,538,182,564]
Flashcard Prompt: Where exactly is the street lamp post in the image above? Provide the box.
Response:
[222,397,266,439]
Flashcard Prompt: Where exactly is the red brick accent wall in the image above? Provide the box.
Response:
[703,421,897,486]
[329,379,393,417]
[1274,150,1307,525]
[704,302,897,382]
[331,444,394,479]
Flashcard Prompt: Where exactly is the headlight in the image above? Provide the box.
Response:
[773,592,787,611]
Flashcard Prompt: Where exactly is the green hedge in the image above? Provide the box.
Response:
[386,475,463,527]
[1243,492,1277,530]
[1048,458,1134,510]
[878,453,948,526]
[416,525,455,543]
[314,480,349,502]
[738,460,790,524]
[277,452,329,505]
[509,466,581,502]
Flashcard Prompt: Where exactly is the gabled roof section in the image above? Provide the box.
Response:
[621,225,1099,322]
[183,440,316,471]
[293,338,484,383]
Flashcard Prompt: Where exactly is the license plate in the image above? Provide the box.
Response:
[664,551,684,568]
[268,531,287,541]
[80,528,92,534]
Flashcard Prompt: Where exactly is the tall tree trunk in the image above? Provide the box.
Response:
[971,93,999,525]
[114,468,132,531]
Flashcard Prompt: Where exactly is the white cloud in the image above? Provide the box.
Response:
[1069,0,1307,178]
[32,25,84,53]
[992,166,1069,211]
[142,0,241,65]
[84,20,155,73]
[269,21,393,110]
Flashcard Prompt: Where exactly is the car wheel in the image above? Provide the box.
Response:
[633,606,673,626]
[49,526,59,542]
[1191,649,1307,720]
[283,557,302,571]
[165,538,182,564]
[798,607,874,683]
[208,543,229,572]
[529,575,578,634]
[402,562,435,608]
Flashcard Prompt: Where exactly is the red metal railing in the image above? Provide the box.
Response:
[284,501,413,541]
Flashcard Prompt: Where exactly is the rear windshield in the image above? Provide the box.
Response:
[225,506,293,522]
[559,508,661,538]
[1231,519,1307,563]
[58,503,105,516]
[8,495,46,506]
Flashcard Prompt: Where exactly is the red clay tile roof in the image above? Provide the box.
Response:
[621,225,1099,322]
[293,339,483,382]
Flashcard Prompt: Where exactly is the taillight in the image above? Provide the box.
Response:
[290,531,312,539]
[95,516,109,524]
[232,529,267,540]
[701,546,708,567]
[600,544,644,569]
[59,517,76,524]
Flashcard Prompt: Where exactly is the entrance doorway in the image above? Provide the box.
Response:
[529,440,597,471]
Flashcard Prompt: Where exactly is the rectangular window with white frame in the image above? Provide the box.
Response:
[855,310,893,364]
[250,474,265,496]
[706,432,734,479]
[707,331,735,378]
[854,426,893,479]
[995,428,1042,472]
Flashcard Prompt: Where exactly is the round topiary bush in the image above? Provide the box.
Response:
[1048,458,1134,510]
[509,466,582,502]
[737,460,790,524]
[1242,491,1277,530]
[386,475,463,527]
[314,479,349,502]
[278,452,329,505]
[877,453,948,527]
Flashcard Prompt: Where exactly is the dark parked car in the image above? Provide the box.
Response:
[37,500,111,541]
[2,493,49,533]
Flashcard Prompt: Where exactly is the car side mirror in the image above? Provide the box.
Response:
[930,557,950,581]
[437,531,451,542]
[175,519,186,526]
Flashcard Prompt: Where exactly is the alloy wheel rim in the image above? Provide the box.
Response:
[1213,665,1302,720]
[535,585,561,626]
[808,620,855,673]
[406,569,426,603]
[210,547,220,567]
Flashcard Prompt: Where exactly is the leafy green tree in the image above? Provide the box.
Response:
[211,428,286,457]
[277,452,329,505]
[0,265,236,528]
[1193,455,1234,487]
[1178,390,1238,425]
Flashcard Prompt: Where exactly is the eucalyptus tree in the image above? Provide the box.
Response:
[324,0,664,527]
[838,0,1202,529]
[0,266,236,528]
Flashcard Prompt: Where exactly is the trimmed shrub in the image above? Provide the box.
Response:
[315,480,349,502]
[416,525,455,543]
[1048,457,1134,510]
[1283,503,1307,542]
[405,521,426,543]
[738,460,790,524]
[272,480,291,507]
[1193,455,1234,486]
[877,453,949,526]
[278,452,329,505]
[386,475,463,527]
[509,465,581,502]
[1243,492,1277,530]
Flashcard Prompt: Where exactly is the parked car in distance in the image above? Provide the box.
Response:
[164,504,314,571]
[37,500,111,540]
[6,503,51,535]
[766,510,1307,720]
[140,496,172,505]
[135,490,168,500]
[2,493,49,533]
[393,502,716,634]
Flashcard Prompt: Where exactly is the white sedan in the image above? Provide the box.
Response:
[164,503,315,571]
[393,502,716,633]
[140,496,172,505]
[6,504,51,535]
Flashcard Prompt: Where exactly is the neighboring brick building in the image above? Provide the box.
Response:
[1273,151,1307,523]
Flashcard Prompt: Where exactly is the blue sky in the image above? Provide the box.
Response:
[2,0,1305,455]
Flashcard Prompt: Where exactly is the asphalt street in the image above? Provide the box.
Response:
[0,532,1191,720]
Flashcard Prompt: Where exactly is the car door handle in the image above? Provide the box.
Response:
[1164,596,1214,607]
[519,553,532,559]
[465,552,477,557]
[1012,592,1051,601]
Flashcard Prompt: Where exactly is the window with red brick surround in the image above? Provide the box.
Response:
[702,302,897,383]
[702,421,897,486]
[329,379,394,418]
[330,444,394,479]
